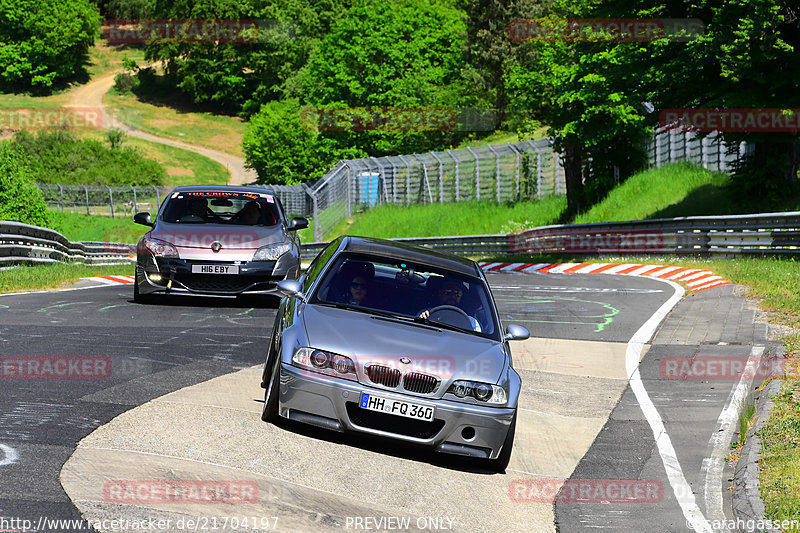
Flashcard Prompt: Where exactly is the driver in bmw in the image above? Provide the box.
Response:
[418,280,482,332]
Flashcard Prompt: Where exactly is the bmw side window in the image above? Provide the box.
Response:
[301,239,340,293]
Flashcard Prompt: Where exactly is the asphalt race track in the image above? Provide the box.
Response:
[0,271,766,532]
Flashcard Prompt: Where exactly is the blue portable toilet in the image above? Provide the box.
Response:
[358,172,380,207]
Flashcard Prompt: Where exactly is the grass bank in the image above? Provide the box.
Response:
[0,263,133,294]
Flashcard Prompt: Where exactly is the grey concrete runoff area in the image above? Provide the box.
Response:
[0,271,777,532]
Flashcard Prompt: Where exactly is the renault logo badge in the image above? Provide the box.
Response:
[211,241,222,253]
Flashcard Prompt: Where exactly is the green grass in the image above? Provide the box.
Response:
[78,130,229,187]
[0,262,133,294]
[573,162,733,224]
[104,89,247,158]
[759,383,800,529]
[47,211,147,243]
[338,196,567,239]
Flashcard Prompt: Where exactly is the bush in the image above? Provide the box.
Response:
[0,144,49,226]
[113,72,137,94]
[10,130,166,186]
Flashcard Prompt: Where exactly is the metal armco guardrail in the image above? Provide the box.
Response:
[508,212,800,256]
[2,211,798,269]
[0,222,135,266]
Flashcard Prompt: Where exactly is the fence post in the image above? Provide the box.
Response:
[527,141,543,200]
[131,185,137,215]
[107,186,115,218]
[388,158,398,204]
[412,154,433,204]
[58,184,64,212]
[303,183,321,242]
[83,185,90,215]
[467,146,480,201]
[370,156,388,204]
[344,161,353,218]
[506,143,521,202]
[153,186,161,212]
[398,155,411,206]
[446,150,460,202]
[487,144,501,202]
[430,152,445,204]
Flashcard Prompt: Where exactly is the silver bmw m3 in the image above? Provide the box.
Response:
[261,236,529,471]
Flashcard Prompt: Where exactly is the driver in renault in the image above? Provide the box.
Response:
[418,279,482,332]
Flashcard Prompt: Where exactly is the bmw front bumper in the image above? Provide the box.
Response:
[276,363,515,460]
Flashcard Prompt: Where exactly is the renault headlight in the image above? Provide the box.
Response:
[142,237,178,258]
[253,243,291,261]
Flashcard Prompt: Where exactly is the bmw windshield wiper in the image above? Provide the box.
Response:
[414,316,474,334]
[316,302,414,321]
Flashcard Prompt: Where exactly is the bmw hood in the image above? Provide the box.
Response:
[302,305,506,384]
[150,223,286,250]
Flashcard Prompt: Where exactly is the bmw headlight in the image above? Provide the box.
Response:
[142,237,178,258]
[447,380,507,405]
[292,347,357,381]
[253,243,291,261]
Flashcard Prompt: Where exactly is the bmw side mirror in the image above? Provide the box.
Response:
[134,212,154,227]
[288,217,309,231]
[277,279,305,300]
[504,324,530,341]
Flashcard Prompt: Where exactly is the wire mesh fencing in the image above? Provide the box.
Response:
[33,128,750,244]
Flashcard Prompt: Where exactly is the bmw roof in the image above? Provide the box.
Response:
[338,236,480,277]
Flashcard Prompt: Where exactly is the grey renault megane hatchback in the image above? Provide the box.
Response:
[260,236,529,471]
[133,186,308,301]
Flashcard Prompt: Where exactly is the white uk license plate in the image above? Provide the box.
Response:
[191,264,239,274]
[359,393,435,422]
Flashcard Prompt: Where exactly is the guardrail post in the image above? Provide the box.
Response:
[467,146,480,201]
[487,144,501,202]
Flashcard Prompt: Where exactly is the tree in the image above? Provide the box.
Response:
[507,10,651,215]
[0,0,99,92]
[138,0,353,115]
[295,0,478,156]
[242,99,364,184]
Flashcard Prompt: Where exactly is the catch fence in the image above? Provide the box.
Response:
[34,128,749,243]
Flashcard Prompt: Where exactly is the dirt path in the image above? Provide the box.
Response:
[66,70,256,186]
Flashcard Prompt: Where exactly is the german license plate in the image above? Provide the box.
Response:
[191,264,239,274]
[359,393,435,421]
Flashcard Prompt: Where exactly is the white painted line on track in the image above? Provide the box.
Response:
[0,443,20,466]
[624,277,713,533]
[701,345,765,529]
